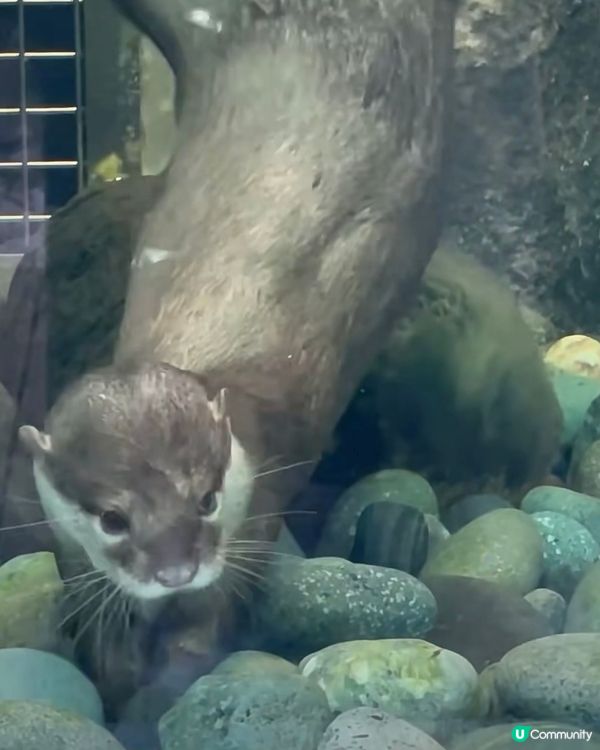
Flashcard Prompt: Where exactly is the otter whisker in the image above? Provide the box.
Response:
[75,584,120,647]
[0,516,79,533]
[4,493,41,505]
[62,569,106,585]
[252,459,317,480]
[61,574,108,607]
[224,560,267,591]
[241,509,316,524]
[58,580,110,630]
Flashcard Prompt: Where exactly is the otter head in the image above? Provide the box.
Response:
[20,363,254,600]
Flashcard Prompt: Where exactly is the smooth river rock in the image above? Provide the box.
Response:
[493,633,600,728]
[318,708,445,750]
[159,673,332,750]
[530,511,600,597]
[421,509,543,594]
[317,470,438,558]
[570,440,600,499]
[255,557,436,658]
[0,552,63,651]
[441,494,512,534]
[423,576,553,671]
[524,588,567,633]
[521,486,600,546]
[300,639,478,737]
[547,367,600,447]
[211,650,298,677]
[0,701,124,750]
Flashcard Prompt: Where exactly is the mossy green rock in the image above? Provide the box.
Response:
[255,557,437,657]
[570,440,600,499]
[564,562,600,633]
[421,509,543,594]
[0,701,124,749]
[300,639,478,736]
[0,552,63,650]
[159,673,332,750]
[521,486,600,546]
[530,512,599,597]
[317,470,438,558]
[548,366,600,446]
[212,650,297,677]
[493,634,600,728]
[450,722,600,750]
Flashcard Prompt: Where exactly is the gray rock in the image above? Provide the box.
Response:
[441,494,512,534]
[570,393,600,472]
[530,511,600,597]
[317,470,438,559]
[524,588,566,633]
[449,722,600,750]
[212,650,298,677]
[318,708,445,750]
[300,639,478,737]
[421,509,543,595]
[493,633,600,728]
[570,440,600,499]
[564,562,600,633]
[522,486,600,547]
[0,552,63,651]
[349,502,429,576]
[425,515,451,560]
[255,557,437,657]
[0,701,123,750]
[0,648,104,724]
[423,576,553,671]
[159,673,332,750]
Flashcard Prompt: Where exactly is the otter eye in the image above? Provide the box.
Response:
[198,491,218,516]
[100,510,130,535]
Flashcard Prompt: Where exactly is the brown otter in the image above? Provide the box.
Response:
[18,0,455,694]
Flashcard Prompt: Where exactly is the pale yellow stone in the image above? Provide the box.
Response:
[545,335,600,380]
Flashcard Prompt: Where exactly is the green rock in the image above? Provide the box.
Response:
[570,440,600,499]
[0,701,124,749]
[255,557,437,657]
[212,650,298,677]
[425,514,450,560]
[521,486,600,546]
[524,588,566,633]
[0,553,63,650]
[530,511,599,597]
[564,562,600,633]
[450,722,600,750]
[493,634,600,728]
[159,673,332,750]
[300,639,478,736]
[316,470,438,558]
[548,367,600,447]
[421,509,543,594]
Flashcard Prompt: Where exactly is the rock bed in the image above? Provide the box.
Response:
[3,342,600,748]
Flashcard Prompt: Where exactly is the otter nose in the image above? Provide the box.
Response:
[154,561,198,588]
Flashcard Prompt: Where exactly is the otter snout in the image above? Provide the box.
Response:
[154,560,199,588]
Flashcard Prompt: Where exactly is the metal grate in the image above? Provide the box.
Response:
[0,0,85,254]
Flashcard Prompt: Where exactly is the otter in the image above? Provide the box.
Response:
[16,0,456,696]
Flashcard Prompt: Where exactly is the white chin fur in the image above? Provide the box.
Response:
[31,432,255,600]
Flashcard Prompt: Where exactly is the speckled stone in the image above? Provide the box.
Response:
[300,639,478,737]
[547,367,600,447]
[159,673,332,750]
[0,648,103,724]
[421,509,543,595]
[449,722,600,750]
[318,708,446,750]
[211,651,298,677]
[521,486,600,546]
[317,470,438,558]
[441,494,512,534]
[493,634,600,728]
[570,440,600,499]
[0,702,124,749]
[255,557,437,657]
[530,511,600,597]
[0,552,63,651]
[564,562,600,633]
[524,588,567,633]
[423,576,553,671]
[349,502,429,575]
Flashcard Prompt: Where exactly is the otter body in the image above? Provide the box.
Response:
[18,0,455,700]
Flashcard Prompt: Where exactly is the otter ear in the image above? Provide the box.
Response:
[19,425,52,459]
[208,388,227,423]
